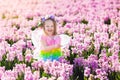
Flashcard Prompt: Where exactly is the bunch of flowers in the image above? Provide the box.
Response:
[0,0,120,80]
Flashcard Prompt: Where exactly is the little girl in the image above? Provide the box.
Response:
[32,15,70,61]
[39,15,62,61]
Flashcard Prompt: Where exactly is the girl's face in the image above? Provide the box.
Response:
[44,20,55,36]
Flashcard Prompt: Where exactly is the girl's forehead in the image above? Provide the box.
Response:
[44,20,54,24]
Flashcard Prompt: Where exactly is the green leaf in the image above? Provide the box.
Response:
[42,72,51,78]
[27,17,33,21]
[80,19,88,24]
[2,14,6,19]
[31,27,36,31]
[104,18,111,25]
[16,73,24,80]
[62,20,67,26]
[5,39,17,46]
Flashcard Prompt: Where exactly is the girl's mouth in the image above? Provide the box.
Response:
[48,30,53,32]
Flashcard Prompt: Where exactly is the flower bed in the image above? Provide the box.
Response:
[0,0,120,80]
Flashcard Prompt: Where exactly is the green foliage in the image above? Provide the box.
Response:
[104,18,111,25]
[106,48,112,57]
[80,19,88,24]
[12,16,19,19]
[66,46,77,64]
[108,71,120,80]
[37,21,43,27]
[31,27,36,31]
[5,39,17,46]
[118,51,120,60]
[16,73,24,80]
[16,24,20,29]
[62,20,67,26]
[27,17,33,21]
[0,54,19,70]
[42,72,51,78]
[2,14,6,19]
[72,65,84,80]
[82,44,94,59]
[84,77,88,80]
[0,54,7,67]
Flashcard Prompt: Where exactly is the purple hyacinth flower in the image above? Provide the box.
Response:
[41,17,46,22]
[50,15,55,19]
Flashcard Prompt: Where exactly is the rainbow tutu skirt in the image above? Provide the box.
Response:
[40,48,62,61]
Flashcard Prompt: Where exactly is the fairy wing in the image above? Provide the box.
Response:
[59,34,71,48]
[31,29,43,60]
[31,29,42,48]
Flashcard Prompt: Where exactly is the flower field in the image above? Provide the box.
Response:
[0,0,120,80]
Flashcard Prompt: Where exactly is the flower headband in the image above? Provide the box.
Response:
[37,15,55,27]
[41,15,55,22]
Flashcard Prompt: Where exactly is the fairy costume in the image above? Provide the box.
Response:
[31,15,70,61]
[31,29,71,61]
[39,35,62,61]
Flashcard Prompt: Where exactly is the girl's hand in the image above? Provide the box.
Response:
[55,44,61,48]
